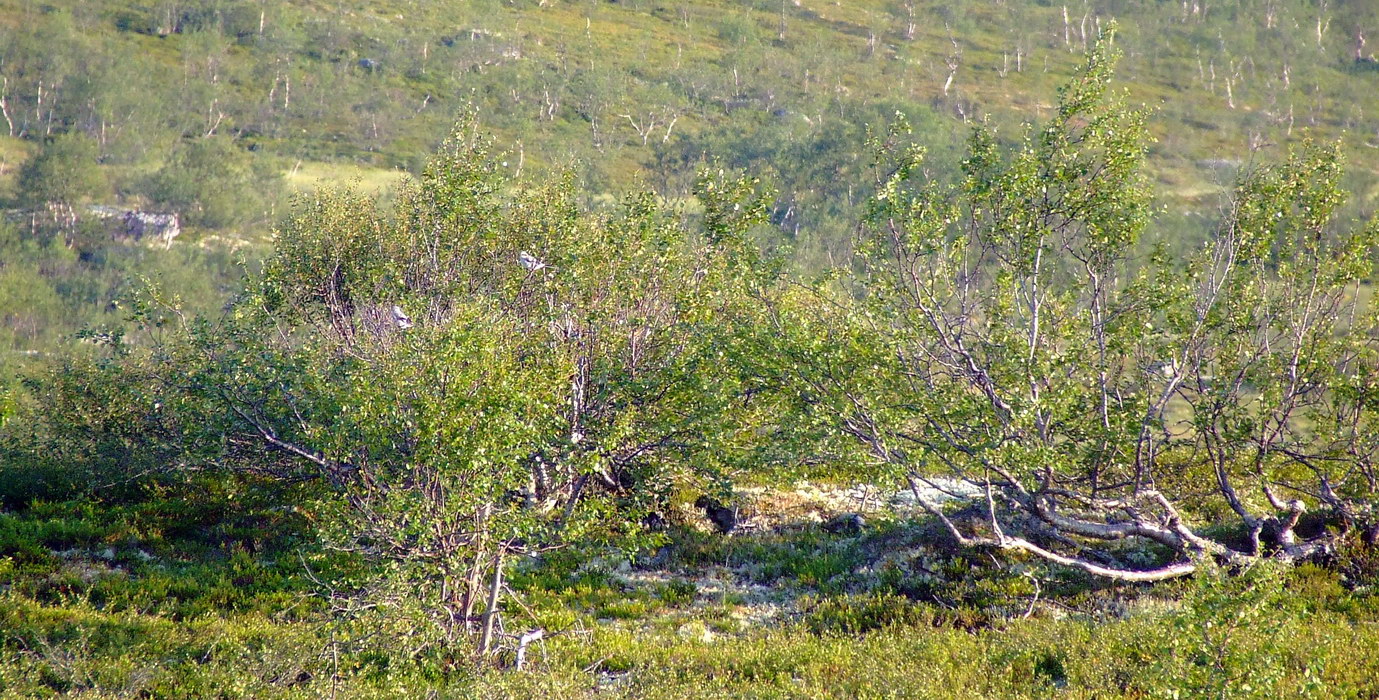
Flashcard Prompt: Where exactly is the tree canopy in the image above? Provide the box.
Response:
[749,33,1379,581]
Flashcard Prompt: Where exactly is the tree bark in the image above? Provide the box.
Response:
[478,550,505,658]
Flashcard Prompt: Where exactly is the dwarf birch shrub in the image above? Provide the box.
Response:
[752,27,1379,583]
[29,121,777,663]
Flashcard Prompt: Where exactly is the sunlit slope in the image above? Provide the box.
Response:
[1,1,1376,228]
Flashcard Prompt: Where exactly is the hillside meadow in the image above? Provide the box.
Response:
[3,4,1379,699]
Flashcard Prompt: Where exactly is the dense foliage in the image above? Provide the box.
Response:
[753,35,1379,581]
[3,0,1379,241]
[5,0,1379,373]
[15,120,785,658]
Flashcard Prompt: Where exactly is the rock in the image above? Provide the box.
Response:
[596,671,631,689]
[893,478,984,508]
[677,621,716,644]
[695,495,739,534]
[122,210,180,247]
[87,205,180,247]
[822,512,865,535]
[642,545,671,569]
[642,511,668,531]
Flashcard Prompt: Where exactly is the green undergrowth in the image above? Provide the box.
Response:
[3,486,1379,697]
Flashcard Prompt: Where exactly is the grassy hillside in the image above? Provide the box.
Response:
[4,1,1379,224]
[3,477,1379,697]
[3,1,1378,368]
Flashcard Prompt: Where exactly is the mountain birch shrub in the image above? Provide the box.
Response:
[758,30,1379,581]
[37,123,774,661]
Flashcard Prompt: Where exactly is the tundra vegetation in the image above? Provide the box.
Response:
[1,19,1379,700]
[4,0,1379,372]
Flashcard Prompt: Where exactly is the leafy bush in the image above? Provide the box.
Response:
[141,136,281,230]
[802,592,930,635]
[15,133,108,212]
[753,28,1379,583]
[655,579,697,607]
[30,119,781,664]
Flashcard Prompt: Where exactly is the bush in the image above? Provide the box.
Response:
[802,592,930,635]
[15,133,108,212]
[36,120,780,663]
[141,136,281,230]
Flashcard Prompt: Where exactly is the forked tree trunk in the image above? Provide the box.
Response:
[478,551,505,658]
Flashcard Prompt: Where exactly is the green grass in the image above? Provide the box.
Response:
[5,0,1379,380]
[5,488,1378,697]
[0,136,31,201]
[4,0,1378,240]
[282,161,410,195]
